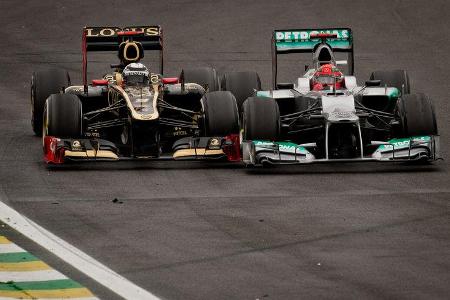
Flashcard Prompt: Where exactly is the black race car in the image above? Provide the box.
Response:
[31,26,241,164]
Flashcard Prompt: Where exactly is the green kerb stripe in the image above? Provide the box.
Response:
[0,279,83,291]
[0,252,39,263]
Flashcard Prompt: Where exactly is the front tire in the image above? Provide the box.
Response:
[31,68,71,136]
[242,97,280,141]
[201,91,239,136]
[43,94,82,139]
[395,93,437,137]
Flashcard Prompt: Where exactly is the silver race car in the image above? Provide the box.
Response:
[241,28,439,166]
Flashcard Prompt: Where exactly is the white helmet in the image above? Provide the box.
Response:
[122,63,149,85]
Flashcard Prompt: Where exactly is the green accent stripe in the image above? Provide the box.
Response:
[0,279,83,291]
[0,252,39,263]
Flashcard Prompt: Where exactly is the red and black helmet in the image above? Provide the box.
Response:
[311,64,344,91]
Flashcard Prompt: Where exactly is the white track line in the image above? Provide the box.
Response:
[0,200,160,300]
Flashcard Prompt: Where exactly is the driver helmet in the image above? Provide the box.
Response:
[311,63,344,91]
[122,63,150,85]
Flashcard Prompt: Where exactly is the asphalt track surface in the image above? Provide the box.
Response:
[1,1,449,299]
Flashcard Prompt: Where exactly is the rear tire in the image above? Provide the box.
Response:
[370,70,410,95]
[395,93,437,137]
[221,71,261,111]
[43,94,82,139]
[201,91,239,136]
[242,97,280,140]
[31,68,71,136]
[182,67,219,92]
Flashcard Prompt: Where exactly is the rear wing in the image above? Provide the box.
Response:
[82,25,163,91]
[271,28,354,88]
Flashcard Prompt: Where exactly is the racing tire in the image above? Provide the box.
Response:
[242,97,280,141]
[182,67,219,92]
[395,93,437,137]
[43,93,82,139]
[221,71,261,112]
[370,69,410,95]
[31,68,71,136]
[201,91,239,136]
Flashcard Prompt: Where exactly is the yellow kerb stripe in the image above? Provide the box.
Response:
[0,260,51,271]
[0,236,11,244]
[0,287,94,298]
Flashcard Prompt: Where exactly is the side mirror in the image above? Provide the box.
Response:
[365,80,381,87]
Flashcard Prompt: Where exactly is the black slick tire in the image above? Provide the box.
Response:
[182,67,219,92]
[43,93,82,139]
[201,91,239,136]
[395,93,437,137]
[242,97,280,141]
[31,68,70,136]
[370,70,410,95]
[221,71,261,112]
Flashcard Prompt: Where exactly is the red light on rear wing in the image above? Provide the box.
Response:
[117,31,145,36]
[162,77,179,84]
[310,33,338,39]
[92,79,109,86]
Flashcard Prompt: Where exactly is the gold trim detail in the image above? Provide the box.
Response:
[112,85,159,121]
[173,148,224,158]
[64,150,119,160]
[123,42,141,62]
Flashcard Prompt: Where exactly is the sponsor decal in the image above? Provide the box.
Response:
[85,26,160,37]
[150,73,161,84]
[253,140,308,154]
[210,138,220,147]
[275,29,349,42]
[207,138,221,150]
[274,29,351,50]
[377,136,431,151]
[330,110,355,119]
[124,70,149,76]
[85,132,100,138]
[71,140,82,151]
[173,130,188,136]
